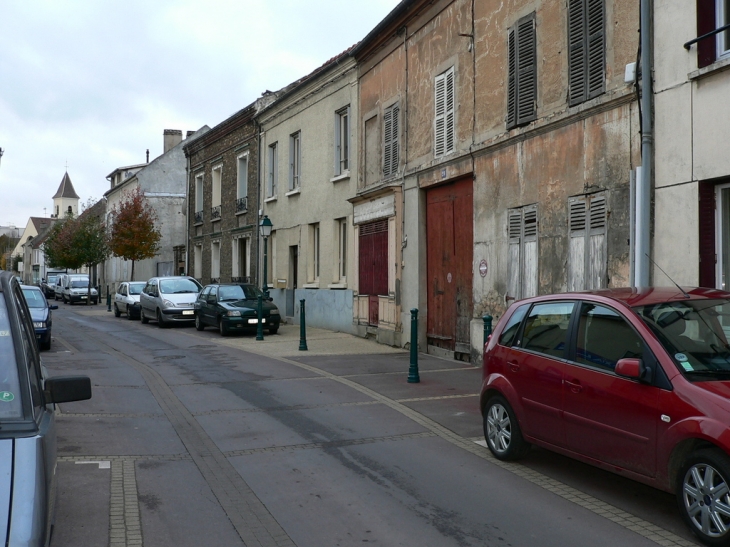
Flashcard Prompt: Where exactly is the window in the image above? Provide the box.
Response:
[507,205,538,300]
[507,13,537,129]
[383,103,400,177]
[576,303,642,371]
[289,132,301,191]
[211,241,220,280]
[335,107,350,175]
[434,67,455,157]
[237,155,248,213]
[195,173,204,223]
[719,0,730,59]
[211,165,222,220]
[568,0,605,106]
[267,142,278,197]
[194,244,202,279]
[337,218,347,281]
[364,116,380,186]
[521,302,575,359]
[498,303,529,347]
[568,193,607,291]
[232,237,249,279]
[697,0,730,66]
[310,223,320,281]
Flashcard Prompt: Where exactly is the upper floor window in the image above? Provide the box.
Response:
[719,0,730,59]
[507,13,537,129]
[696,0,730,67]
[568,0,605,106]
[289,131,301,191]
[211,164,222,209]
[434,67,455,158]
[337,217,347,281]
[267,142,278,198]
[194,173,203,222]
[335,107,350,176]
[383,103,400,177]
[237,154,248,200]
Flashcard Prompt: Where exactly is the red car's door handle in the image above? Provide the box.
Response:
[565,379,582,393]
[508,361,520,372]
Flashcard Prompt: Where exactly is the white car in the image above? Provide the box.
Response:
[113,281,146,320]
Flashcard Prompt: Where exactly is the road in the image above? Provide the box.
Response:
[44,304,701,547]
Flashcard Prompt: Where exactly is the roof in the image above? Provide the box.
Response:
[105,163,147,181]
[30,219,57,249]
[30,217,52,233]
[52,172,80,200]
[351,0,426,61]
[515,287,730,309]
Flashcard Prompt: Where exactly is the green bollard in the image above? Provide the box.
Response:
[483,315,493,348]
[299,299,308,351]
[106,285,112,312]
[407,308,420,383]
[256,295,264,341]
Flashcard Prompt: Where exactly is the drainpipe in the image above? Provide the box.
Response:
[635,0,653,287]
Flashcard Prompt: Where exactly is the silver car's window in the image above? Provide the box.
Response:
[0,297,24,419]
[520,302,575,359]
[635,299,730,380]
[159,279,200,294]
[22,288,47,309]
[128,283,145,295]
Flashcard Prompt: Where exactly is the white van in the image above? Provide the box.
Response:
[60,274,98,305]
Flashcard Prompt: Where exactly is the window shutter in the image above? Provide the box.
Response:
[586,0,605,98]
[507,28,517,128]
[699,182,716,287]
[516,14,537,125]
[568,197,587,291]
[434,73,446,157]
[697,0,717,69]
[522,205,539,298]
[445,68,455,155]
[508,209,522,299]
[586,194,607,289]
[391,105,400,175]
[568,0,587,105]
[383,107,393,176]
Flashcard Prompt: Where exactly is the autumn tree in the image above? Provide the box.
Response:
[109,188,161,281]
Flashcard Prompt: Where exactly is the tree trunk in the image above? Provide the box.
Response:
[131,260,135,281]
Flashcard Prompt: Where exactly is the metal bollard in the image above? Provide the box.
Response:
[106,285,111,312]
[256,295,264,341]
[407,308,420,383]
[483,315,493,348]
[299,299,308,351]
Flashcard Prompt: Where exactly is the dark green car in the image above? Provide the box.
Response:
[194,284,281,336]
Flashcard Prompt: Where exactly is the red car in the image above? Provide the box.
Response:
[481,287,730,546]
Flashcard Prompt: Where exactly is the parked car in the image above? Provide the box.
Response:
[41,272,63,299]
[481,287,730,545]
[194,283,281,336]
[113,281,146,320]
[59,274,98,305]
[0,271,92,546]
[139,276,202,328]
[21,284,58,350]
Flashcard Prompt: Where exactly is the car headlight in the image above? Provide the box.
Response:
[226,310,241,317]
[33,322,46,328]
[270,309,280,316]
[162,299,175,308]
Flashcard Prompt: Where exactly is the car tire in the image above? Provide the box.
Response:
[269,326,279,335]
[483,395,530,461]
[40,340,51,351]
[157,309,167,328]
[677,448,730,546]
[126,306,134,320]
[140,308,149,324]
[113,304,121,318]
[195,314,205,331]
[218,318,228,337]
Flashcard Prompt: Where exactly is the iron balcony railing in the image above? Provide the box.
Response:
[211,206,221,220]
[194,210,203,224]
[210,277,220,284]
[231,276,251,283]
[236,196,248,213]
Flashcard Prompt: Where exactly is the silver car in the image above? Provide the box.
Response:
[139,276,202,328]
[0,271,91,546]
[113,281,146,320]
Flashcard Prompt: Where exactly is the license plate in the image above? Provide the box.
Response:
[182,310,194,316]
[81,296,87,299]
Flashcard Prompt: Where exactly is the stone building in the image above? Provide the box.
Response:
[653,0,730,289]
[184,99,273,287]
[256,49,359,331]
[353,0,640,360]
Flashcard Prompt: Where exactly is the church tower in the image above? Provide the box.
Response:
[52,172,80,218]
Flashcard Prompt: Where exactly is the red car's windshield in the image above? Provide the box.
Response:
[634,299,730,380]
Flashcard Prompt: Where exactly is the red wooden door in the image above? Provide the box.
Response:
[359,220,389,325]
[426,178,473,351]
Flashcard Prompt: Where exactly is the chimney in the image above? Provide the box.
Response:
[163,129,183,153]
[186,130,195,138]
[146,149,149,163]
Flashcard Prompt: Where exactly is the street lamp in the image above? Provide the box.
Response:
[259,215,273,298]
[0,148,4,168]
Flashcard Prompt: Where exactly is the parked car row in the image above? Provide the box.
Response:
[112,276,281,336]
[43,273,99,305]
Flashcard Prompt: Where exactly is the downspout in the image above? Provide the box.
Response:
[185,153,191,277]
[635,0,653,287]
[257,119,263,288]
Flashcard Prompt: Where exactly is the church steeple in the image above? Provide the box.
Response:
[52,172,80,218]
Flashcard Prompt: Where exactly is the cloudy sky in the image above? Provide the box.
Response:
[0,0,400,228]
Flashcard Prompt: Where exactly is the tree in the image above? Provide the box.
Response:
[109,188,161,281]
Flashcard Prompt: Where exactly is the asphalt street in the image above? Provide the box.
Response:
[44,304,702,547]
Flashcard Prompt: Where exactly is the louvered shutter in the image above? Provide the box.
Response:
[507,28,517,128]
[568,197,587,291]
[516,14,537,126]
[391,105,400,175]
[586,0,605,99]
[383,107,393,176]
[568,0,587,105]
[586,194,607,289]
[508,209,522,299]
[522,205,538,298]
[444,68,455,155]
[434,73,446,157]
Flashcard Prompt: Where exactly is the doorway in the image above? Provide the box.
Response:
[287,245,298,317]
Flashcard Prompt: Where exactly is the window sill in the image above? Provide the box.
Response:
[265,196,277,203]
[327,283,347,289]
[302,282,319,289]
[689,56,730,80]
[330,171,350,183]
[286,188,301,197]
[235,209,248,216]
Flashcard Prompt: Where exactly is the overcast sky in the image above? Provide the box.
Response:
[0,0,400,228]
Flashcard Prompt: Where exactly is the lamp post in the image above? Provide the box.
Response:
[0,148,4,169]
[259,215,273,298]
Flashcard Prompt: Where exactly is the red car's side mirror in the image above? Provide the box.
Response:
[615,358,642,379]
